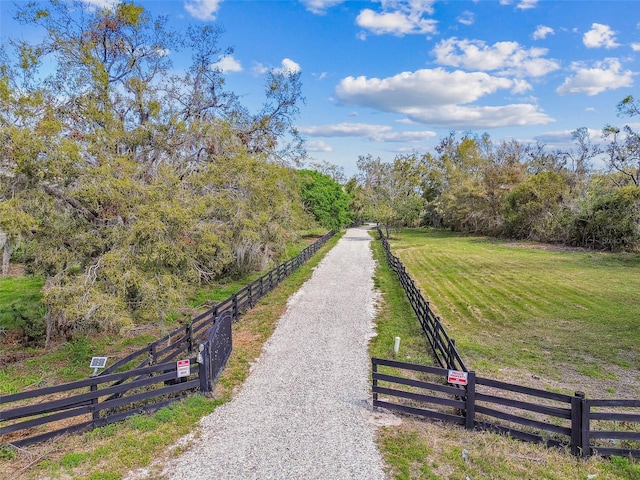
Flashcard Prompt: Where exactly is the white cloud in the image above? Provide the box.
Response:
[432,38,560,77]
[80,0,119,9]
[252,59,300,75]
[184,0,223,21]
[299,0,345,14]
[517,0,538,10]
[305,140,333,152]
[408,104,553,128]
[275,58,301,74]
[335,68,553,128]
[533,25,554,40]
[299,123,436,142]
[356,0,437,37]
[583,23,620,49]
[632,43,640,52]
[457,11,475,26]
[211,55,242,73]
[252,62,269,75]
[556,58,634,96]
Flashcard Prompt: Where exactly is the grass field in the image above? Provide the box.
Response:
[369,228,640,480]
[386,228,640,398]
[0,275,44,331]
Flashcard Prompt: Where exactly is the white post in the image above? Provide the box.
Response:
[393,336,401,355]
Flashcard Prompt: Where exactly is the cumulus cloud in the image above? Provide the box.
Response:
[556,58,634,96]
[583,23,620,49]
[211,55,242,73]
[299,123,436,142]
[356,0,437,37]
[432,38,560,77]
[275,58,302,73]
[533,25,554,40]
[335,69,553,128]
[184,0,223,21]
[305,140,333,152]
[632,43,640,52]
[299,0,345,14]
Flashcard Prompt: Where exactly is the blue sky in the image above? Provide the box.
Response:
[2,0,640,176]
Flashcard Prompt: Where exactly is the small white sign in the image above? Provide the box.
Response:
[177,359,191,378]
[447,370,468,386]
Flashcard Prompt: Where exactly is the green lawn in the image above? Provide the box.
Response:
[386,228,640,395]
[0,275,44,330]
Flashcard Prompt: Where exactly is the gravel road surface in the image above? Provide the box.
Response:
[161,226,386,479]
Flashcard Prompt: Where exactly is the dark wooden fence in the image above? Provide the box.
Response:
[1,231,334,447]
[376,227,466,372]
[373,357,640,459]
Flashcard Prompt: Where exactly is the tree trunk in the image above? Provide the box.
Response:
[0,230,9,276]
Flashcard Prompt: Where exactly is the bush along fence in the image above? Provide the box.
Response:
[374,229,640,459]
[0,231,334,447]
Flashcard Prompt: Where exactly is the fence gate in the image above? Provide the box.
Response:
[198,310,233,394]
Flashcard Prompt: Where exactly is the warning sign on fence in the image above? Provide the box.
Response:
[447,370,468,386]
[177,359,190,378]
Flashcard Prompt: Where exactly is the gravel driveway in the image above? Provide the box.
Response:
[161,226,387,479]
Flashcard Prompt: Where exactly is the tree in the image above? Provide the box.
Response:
[297,169,351,231]
[602,95,640,187]
[503,171,570,241]
[356,154,425,237]
[0,1,307,342]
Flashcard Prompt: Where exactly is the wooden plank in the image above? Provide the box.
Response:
[96,380,200,414]
[591,447,640,458]
[373,386,464,410]
[476,377,573,403]
[8,418,94,448]
[589,431,640,440]
[374,400,465,425]
[476,392,571,419]
[474,420,549,445]
[588,399,640,408]
[0,404,92,435]
[2,370,179,421]
[590,412,640,422]
[373,372,462,396]
[372,358,448,376]
[475,405,571,437]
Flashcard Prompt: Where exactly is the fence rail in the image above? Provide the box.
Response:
[376,227,466,372]
[373,357,640,459]
[1,231,334,447]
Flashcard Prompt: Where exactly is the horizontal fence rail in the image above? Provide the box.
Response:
[1,231,334,447]
[372,357,640,459]
[376,227,466,372]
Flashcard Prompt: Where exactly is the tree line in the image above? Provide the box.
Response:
[0,1,351,344]
[349,99,640,251]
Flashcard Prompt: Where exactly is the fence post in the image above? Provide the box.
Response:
[571,391,586,456]
[464,371,476,430]
[186,323,193,353]
[372,358,378,406]
[198,342,212,394]
[90,383,99,422]
[232,294,238,321]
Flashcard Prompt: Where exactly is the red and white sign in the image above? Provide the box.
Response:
[177,359,190,378]
[447,370,468,386]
